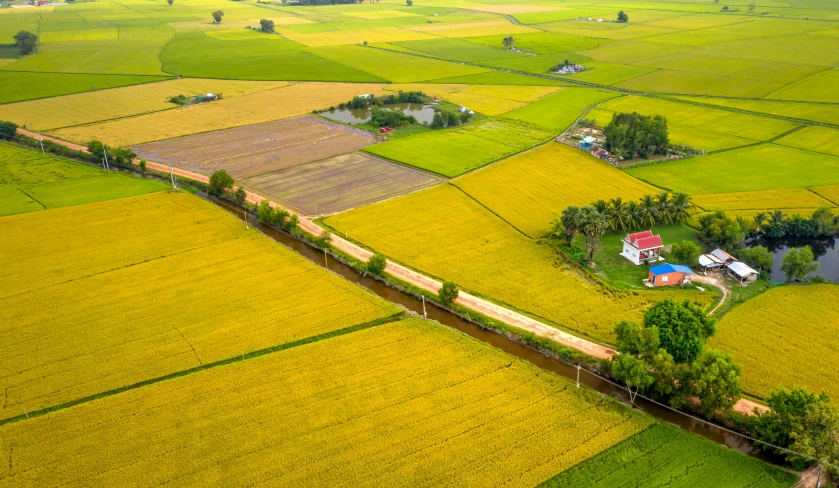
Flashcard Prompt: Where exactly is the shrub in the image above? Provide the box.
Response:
[439,281,459,306]
[367,252,387,276]
[0,120,17,140]
[208,169,234,196]
[670,240,700,265]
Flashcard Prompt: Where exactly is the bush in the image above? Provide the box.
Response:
[0,120,17,140]
[260,19,275,32]
[367,252,387,276]
[439,281,459,306]
[139,159,147,173]
[233,186,246,205]
[671,240,700,265]
[208,169,234,196]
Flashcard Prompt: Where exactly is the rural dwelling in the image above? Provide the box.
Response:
[698,253,725,271]
[726,261,759,284]
[710,248,737,264]
[579,136,595,149]
[647,264,695,287]
[620,230,664,265]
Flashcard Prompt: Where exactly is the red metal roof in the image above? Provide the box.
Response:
[626,230,653,244]
[635,235,663,250]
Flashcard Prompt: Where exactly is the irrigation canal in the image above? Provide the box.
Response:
[210,195,784,468]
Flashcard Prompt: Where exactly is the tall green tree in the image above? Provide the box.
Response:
[781,246,819,282]
[639,194,658,228]
[439,281,459,307]
[738,246,773,272]
[260,19,275,32]
[643,299,716,364]
[691,349,742,418]
[560,206,582,245]
[0,120,17,139]
[670,192,692,222]
[791,402,839,478]
[14,31,38,56]
[580,205,608,262]
[671,240,700,265]
[502,36,514,49]
[208,169,234,196]
[751,386,830,468]
[611,354,653,404]
[367,252,387,276]
[617,10,629,22]
[212,10,224,23]
[608,197,629,231]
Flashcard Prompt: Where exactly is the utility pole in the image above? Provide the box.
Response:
[324,247,328,268]
[37,131,45,154]
[102,144,110,172]
[422,295,427,319]
[815,465,822,488]
[244,208,248,230]
[576,364,581,389]
[169,166,176,191]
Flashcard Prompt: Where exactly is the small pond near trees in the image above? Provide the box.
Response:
[319,103,438,125]
[745,235,839,282]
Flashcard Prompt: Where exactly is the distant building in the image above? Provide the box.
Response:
[579,136,595,149]
[648,264,695,287]
[726,261,758,284]
[591,148,609,160]
[620,230,664,265]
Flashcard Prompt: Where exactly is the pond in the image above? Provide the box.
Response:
[319,103,438,125]
[746,235,839,282]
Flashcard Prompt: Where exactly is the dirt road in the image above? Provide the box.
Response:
[17,128,764,414]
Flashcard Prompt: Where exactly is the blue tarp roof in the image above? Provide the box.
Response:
[650,264,694,275]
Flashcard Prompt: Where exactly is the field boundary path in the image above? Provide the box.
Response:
[16,128,766,414]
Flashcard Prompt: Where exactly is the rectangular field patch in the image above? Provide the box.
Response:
[0,319,650,487]
[0,191,398,419]
[693,188,835,212]
[133,116,378,179]
[244,152,443,215]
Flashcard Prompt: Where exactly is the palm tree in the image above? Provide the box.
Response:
[769,209,785,226]
[609,197,629,231]
[560,206,582,246]
[656,191,673,224]
[639,194,658,228]
[547,217,563,239]
[670,192,692,222]
[626,201,642,230]
[752,212,768,235]
[502,36,514,49]
[580,206,608,262]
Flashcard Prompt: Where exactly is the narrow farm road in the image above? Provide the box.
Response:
[18,128,763,415]
[692,274,729,316]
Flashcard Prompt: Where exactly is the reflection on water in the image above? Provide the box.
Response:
[319,103,438,125]
[746,236,839,282]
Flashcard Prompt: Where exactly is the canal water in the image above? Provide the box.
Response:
[747,235,839,282]
[210,196,785,466]
[319,103,437,125]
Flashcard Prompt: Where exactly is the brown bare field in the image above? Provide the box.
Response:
[133,116,378,179]
[245,152,443,215]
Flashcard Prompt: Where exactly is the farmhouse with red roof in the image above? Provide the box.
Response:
[620,230,664,265]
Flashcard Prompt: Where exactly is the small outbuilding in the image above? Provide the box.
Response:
[726,261,758,284]
[620,230,664,265]
[648,264,695,287]
[579,136,595,149]
[591,148,609,160]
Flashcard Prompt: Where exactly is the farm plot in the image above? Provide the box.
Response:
[50,82,388,147]
[134,116,378,179]
[391,38,523,63]
[627,144,839,195]
[453,144,657,237]
[0,143,166,217]
[709,285,839,399]
[277,26,438,47]
[386,83,560,116]
[0,319,651,487]
[364,119,553,177]
[543,423,796,488]
[596,96,797,142]
[2,37,172,75]
[810,184,839,205]
[500,87,620,132]
[0,79,289,131]
[0,71,170,105]
[0,191,399,419]
[676,96,839,126]
[406,19,540,38]
[245,152,442,215]
[693,188,835,212]
[615,70,786,98]
[775,126,839,158]
[465,31,607,55]
[325,184,711,343]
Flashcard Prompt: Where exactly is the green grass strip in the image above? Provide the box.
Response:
[0,312,405,427]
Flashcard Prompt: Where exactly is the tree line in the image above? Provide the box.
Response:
[549,192,692,262]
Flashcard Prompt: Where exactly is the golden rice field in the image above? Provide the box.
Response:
[810,184,839,205]
[326,184,711,343]
[0,79,289,131]
[709,285,839,400]
[386,83,561,116]
[454,144,657,237]
[407,20,540,38]
[0,192,398,419]
[49,82,388,146]
[693,188,835,212]
[0,319,651,487]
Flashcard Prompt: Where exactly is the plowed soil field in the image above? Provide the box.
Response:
[245,152,443,215]
[133,116,378,179]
